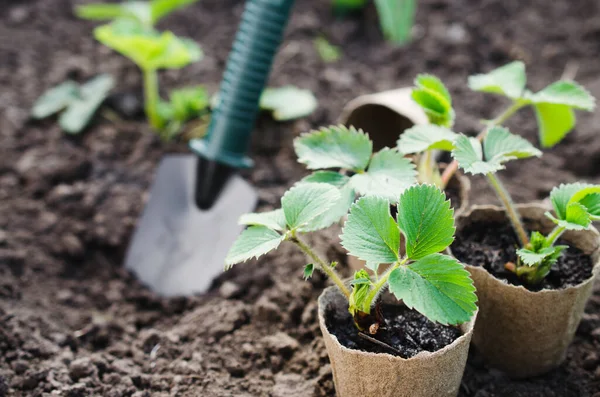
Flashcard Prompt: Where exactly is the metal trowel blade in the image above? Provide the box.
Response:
[124,154,257,296]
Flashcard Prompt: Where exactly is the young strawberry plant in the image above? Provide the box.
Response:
[452,128,600,284]
[417,62,595,187]
[226,182,477,329]
[397,74,458,186]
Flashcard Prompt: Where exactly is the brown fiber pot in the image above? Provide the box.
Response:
[318,287,476,397]
[452,204,600,378]
[347,170,471,274]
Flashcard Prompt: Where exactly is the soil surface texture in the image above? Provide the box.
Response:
[324,291,462,358]
[453,221,595,291]
[2,0,600,396]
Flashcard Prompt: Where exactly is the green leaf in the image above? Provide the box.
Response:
[75,2,151,25]
[239,209,286,232]
[294,125,372,171]
[397,125,458,154]
[517,247,559,266]
[151,0,199,23]
[349,269,373,315]
[374,0,416,44]
[546,202,591,230]
[397,184,455,260]
[314,36,341,63]
[260,86,318,121]
[341,196,400,264]
[95,20,202,70]
[303,263,315,280]
[59,74,114,134]
[168,85,210,122]
[533,103,575,148]
[388,253,477,325]
[528,81,596,111]
[467,61,526,99]
[281,183,340,231]
[452,127,541,175]
[579,193,600,220]
[411,74,454,127]
[350,149,417,201]
[300,173,355,231]
[225,226,285,268]
[549,183,600,220]
[31,81,79,119]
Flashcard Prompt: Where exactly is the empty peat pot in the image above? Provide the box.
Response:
[318,286,476,397]
[451,204,600,378]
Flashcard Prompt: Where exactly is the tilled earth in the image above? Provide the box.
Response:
[1,0,600,396]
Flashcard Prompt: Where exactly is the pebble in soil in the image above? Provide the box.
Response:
[452,220,594,291]
[324,292,462,358]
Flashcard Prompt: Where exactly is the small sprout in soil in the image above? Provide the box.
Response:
[314,36,342,63]
[81,7,205,139]
[453,129,600,285]
[76,0,199,29]
[412,62,596,186]
[398,74,458,187]
[226,126,477,332]
[31,74,114,134]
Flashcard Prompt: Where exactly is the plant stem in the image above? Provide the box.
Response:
[486,172,529,246]
[142,68,163,132]
[546,225,566,246]
[363,257,408,310]
[290,235,351,298]
[440,101,525,187]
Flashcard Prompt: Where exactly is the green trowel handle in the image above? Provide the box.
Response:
[190,0,296,168]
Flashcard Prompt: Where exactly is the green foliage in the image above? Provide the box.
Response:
[260,86,318,121]
[411,74,454,127]
[341,196,400,264]
[396,184,455,260]
[303,264,315,280]
[546,183,600,230]
[348,270,373,315]
[468,61,526,99]
[397,125,458,154]
[452,126,541,175]
[388,253,477,325]
[295,125,416,201]
[301,172,355,231]
[314,36,342,63]
[95,20,202,71]
[239,209,286,231]
[31,74,114,134]
[281,183,341,231]
[294,125,373,171]
[76,0,199,27]
[225,226,285,267]
[467,62,595,148]
[374,0,416,45]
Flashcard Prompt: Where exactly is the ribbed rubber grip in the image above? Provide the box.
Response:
[190,0,296,168]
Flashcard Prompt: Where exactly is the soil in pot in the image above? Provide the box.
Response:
[323,290,462,358]
[452,220,594,291]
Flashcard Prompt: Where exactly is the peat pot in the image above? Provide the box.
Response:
[317,286,476,397]
[453,204,600,378]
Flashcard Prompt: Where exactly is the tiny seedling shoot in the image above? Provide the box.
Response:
[226,125,477,335]
[422,61,596,187]
[31,74,114,134]
[453,130,600,285]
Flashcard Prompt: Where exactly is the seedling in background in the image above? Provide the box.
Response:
[31,74,114,134]
[227,181,477,330]
[314,36,342,63]
[75,0,199,29]
[332,0,416,45]
[433,61,595,186]
[398,74,457,186]
[93,18,204,139]
[259,86,318,121]
[453,128,600,284]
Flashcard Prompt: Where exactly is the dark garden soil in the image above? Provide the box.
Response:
[453,221,595,291]
[1,0,600,396]
[324,290,462,358]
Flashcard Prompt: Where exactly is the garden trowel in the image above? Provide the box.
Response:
[125,0,296,296]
